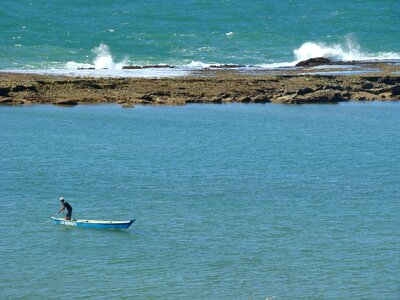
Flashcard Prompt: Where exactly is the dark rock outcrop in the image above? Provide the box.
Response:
[0,87,10,97]
[252,95,270,103]
[295,57,332,67]
[122,65,175,69]
[297,87,314,95]
[54,100,78,105]
[208,64,244,69]
[390,85,400,96]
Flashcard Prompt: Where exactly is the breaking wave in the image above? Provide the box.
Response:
[293,38,400,62]
[66,43,127,70]
[59,38,400,73]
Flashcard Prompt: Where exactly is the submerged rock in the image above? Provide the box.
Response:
[122,103,134,108]
[54,100,78,105]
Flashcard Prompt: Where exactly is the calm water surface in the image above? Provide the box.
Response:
[0,103,399,299]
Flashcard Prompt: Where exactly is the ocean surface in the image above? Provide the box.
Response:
[0,103,399,299]
[1,0,400,76]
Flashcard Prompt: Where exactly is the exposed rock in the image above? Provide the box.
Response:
[210,96,223,103]
[363,76,380,83]
[237,96,251,103]
[151,91,171,96]
[222,97,235,103]
[140,94,154,102]
[80,82,103,89]
[390,85,400,96]
[208,64,244,69]
[0,98,15,104]
[121,66,142,70]
[0,87,10,97]
[303,89,344,103]
[273,90,343,104]
[367,85,400,96]
[295,57,332,67]
[12,85,37,92]
[273,94,298,104]
[379,92,392,100]
[297,87,314,95]
[122,65,175,69]
[361,82,374,89]
[0,98,28,105]
[377,76,398,85]
[1,68,400,106]
[321,84,343,91]
[251,95,270,103]
[219,93,231,99]
[351,92,379,101]
[147,64,175,69]
[282,89,296,96]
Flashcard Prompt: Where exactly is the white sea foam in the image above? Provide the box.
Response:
[92,43,127,69]
[258,61,297,68]
[3,68,190,78]
[259,38,400,69]
[186,61,213,68]
[65,62,93,69]
[12,39,400,77]
[293,38,400,62]
[65,43,128,70]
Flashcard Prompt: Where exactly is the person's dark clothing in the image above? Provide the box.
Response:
[64,202,72,212]
[64,202,72,219]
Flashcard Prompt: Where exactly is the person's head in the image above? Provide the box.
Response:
[60,197,64,203]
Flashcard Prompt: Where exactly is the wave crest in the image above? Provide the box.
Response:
[294,38,400,62]
[92,43,127,69]
[66,43,127,70]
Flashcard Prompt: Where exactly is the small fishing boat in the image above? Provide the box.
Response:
[51,216,135,229]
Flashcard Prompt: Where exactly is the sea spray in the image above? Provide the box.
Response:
[294,38,364,62]
[293,37,400,62]
[92,44,127,69]
[53,39,400,73]
[65,43,128,70]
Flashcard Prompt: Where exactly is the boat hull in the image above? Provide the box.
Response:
[52,217,135,229]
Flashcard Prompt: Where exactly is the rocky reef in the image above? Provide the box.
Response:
[1,61,399,106]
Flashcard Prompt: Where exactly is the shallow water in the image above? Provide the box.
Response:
[0,103,399,299]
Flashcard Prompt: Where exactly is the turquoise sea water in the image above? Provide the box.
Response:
[1,0,399,71]
[0,103,399,299]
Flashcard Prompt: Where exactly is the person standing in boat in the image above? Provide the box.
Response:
[58,197,73,220]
